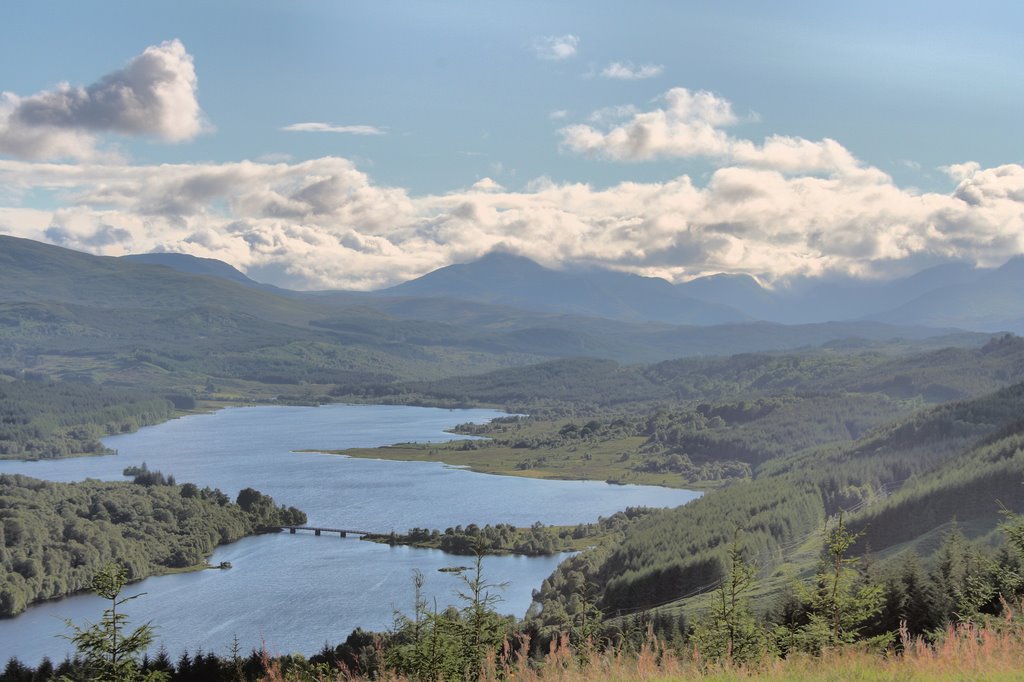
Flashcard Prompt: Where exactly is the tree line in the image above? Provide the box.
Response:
[0,473,305,617]
[0,377,177,459]
[9,510,1024,680]
[367,508,655,557]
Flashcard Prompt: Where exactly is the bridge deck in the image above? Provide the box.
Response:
[284,526,376,536]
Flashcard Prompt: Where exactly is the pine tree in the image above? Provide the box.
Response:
[60,563,168,682]
[455,546,509,678]
[793,514,886,653]
[931,524,995,623]
[691,528,765,663]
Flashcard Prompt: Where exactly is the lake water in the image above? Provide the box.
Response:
[0,404,699,664]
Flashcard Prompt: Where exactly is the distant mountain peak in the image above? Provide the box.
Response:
[121,252,256,285]
[475,250,538,264]
[376,252,747,326]
[118,252,287,295]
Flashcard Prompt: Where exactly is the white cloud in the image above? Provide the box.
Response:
[600,62,664,80]
[2,154,1023,290]
[561,88,737,162]
[1,52,1020,292]
[560,86,868,176]
[532,34,579,61]
[470,177,503,192]
[282,122,386,135]
[0,40,205,160]
[942,161,981,182]
[549,109,569,120]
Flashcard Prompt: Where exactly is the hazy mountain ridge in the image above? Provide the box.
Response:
[871,257,1024,332]
[0,237,981,379]
[378,251,749,326]
[677,262,990,324]
[113,245,1024,334]
[121,252,289,296]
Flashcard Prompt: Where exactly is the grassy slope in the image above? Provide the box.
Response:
[329,338,1024,494]
[524,346,1024,623]
[328,435,685,487]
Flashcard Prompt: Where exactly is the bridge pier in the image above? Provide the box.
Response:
[289,527,295,534]
[340,531,346,538]
[315,529,321,536]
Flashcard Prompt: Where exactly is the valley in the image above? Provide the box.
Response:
[3,236,1024,678]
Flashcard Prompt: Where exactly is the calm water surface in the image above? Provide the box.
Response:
[0,404,699,664]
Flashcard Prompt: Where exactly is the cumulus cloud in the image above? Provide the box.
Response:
[470,177,504,192]
[560,86,867,176]
[600,62,664,80]
[2,154,1023,290]
[942,161,981,182]
[282,122,386,135]
[532,34,579,61]
[0,40,205,160]
[561,88,736,160]
[0,55,1020,290]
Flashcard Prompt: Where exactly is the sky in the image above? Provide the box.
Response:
[0,1,1022,290]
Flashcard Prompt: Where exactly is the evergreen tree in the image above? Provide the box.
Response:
[691,528,765,663]
[930,524,995,623]
[792,514,886,653]
[996,507,1024,601]
[60,563,168,682]
[455,546,510,678]
[875,552,939,639]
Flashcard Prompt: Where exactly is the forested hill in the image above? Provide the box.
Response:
[0,235,988,411]
[0,377,177,458]
[0,236,324,325]
[530,377,1024,625]
[0,474,305,617]
[360,334,1024,414]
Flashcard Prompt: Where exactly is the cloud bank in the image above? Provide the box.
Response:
[559,87,865,177]
[2,155,1021,290]
[0,40,205,160]
[1,51,1021,292]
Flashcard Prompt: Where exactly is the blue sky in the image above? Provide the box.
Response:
[0,1,1022,289]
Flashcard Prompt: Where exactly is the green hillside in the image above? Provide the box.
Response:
[0,236,992,429]
[361,335,1024,414]
[0,376,176,458]
[529,376,1024,627]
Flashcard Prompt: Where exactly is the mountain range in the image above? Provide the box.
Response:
[380,251,1024,332]
[0,235,998,399]
[377,252,747,326]
[79,244,1022,334]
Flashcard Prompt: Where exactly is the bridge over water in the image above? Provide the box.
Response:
[283,525,377,538]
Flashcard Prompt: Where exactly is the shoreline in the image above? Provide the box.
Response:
[0,397,487,463]
[309,444,719,491]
